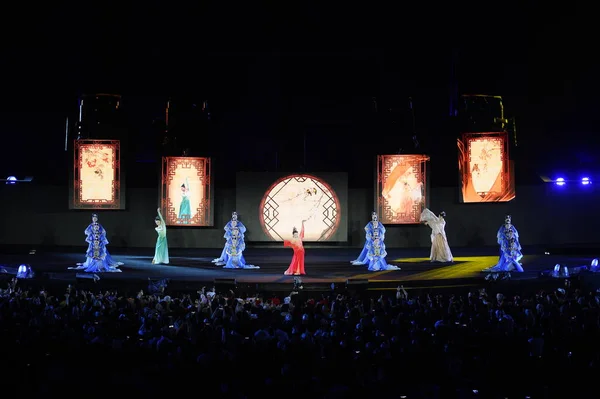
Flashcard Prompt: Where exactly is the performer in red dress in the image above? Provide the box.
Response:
[283,220,306,275]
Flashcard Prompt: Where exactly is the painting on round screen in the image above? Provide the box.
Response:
[259,174,341,241]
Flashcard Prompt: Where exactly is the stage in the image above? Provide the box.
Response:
[1,246,595,292]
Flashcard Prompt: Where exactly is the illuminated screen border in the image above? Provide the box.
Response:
[375,154,430,225]
[70,139,123,210]
[458,131,515,203]
[258,174,342,242]
[160,156,213,227]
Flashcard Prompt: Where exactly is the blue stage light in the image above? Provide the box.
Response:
[582,177,591,185]
[555,177,565,186]
[16,264,34,279]
[6,176,16,184]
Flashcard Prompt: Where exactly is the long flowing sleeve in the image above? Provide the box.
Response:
[238,221,247,235]
[497,226,504,245]
[186,177,190,194]
[158,210,166,231]
[223,221,231,238]
[420,208,439,224]
[300,223,305,240]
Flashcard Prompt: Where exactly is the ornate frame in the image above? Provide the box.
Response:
[72,139,122,209]
[458,132,514,203]
[258,174,341,241]
[376,154,430,224]
[161,157,212,226]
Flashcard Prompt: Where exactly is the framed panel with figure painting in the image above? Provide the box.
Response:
[160,157,214,226]
[457,132,515,203]
[376,154,430,224]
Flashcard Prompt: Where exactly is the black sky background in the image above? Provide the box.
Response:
[1,2,598,187]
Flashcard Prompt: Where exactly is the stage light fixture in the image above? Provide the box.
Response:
[2,176,33,184]
[555,177,565,186]
[16,264,34,279]
[582,177,591,185]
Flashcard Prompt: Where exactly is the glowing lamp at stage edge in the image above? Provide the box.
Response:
[555,177,565,186]
[582,177,591,185]
[5,176,16,184]
[259,174,341,241]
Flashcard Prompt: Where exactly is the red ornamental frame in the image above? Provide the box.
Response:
[376,154,430,224]
[72,139,121,209]
[161,157,212,226]
[258,174,342,241]
[458,132,515,203]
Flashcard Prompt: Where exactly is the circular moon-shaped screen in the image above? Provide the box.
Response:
[259,174,341,241]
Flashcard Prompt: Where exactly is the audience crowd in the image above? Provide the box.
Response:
[2,277,600,398]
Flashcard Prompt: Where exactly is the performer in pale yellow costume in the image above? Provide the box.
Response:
[420,209,453,263]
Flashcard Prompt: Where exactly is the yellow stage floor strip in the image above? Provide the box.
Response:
[349,256,537,283]
[392,256,498,281]
[369,284,480,291]
[351,256,499,282]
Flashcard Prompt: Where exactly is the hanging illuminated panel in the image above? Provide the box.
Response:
[160,157,213,226]
[457,132,515,203]
[376,154,430,224]
[70,139,124,209]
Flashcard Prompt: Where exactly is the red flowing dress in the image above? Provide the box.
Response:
[283,224,306,275]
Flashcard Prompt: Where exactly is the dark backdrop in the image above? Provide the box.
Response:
[2,182,599,250]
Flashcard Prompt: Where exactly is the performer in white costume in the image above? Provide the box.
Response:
[420,209,453,263]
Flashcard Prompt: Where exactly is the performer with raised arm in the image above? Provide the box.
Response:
[223,227,259,269]
[212,211,247,266]
[420,209,453,263]
[352,211,386,265]
[152,208,169,265]
[178,177,191,224]
[283,220,306,275]
[366,229,400,271]
[69,213,123,273]
[484,215,524,279]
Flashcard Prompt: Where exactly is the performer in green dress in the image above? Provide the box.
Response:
[153,208,169,264]
[178,177,191,224]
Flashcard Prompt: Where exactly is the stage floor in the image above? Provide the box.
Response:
[0,246,595,289]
